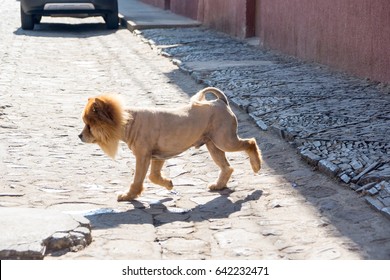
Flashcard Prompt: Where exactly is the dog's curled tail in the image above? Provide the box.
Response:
[191,87,229,106]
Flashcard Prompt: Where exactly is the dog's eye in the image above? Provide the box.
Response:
[86,125,91,131]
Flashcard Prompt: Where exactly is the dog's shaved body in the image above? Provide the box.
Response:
[80,87,261,201]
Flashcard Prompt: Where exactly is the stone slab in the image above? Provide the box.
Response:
[300,149,322,166]
[181,60,275,72]
[318,160,340,177]
[0,207,91,259]
[118,0,201,31]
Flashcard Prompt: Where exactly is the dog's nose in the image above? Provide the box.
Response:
[78,134,83,140]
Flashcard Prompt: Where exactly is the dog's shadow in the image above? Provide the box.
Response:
[86,190,263,229]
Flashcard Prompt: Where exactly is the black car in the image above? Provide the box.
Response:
[20,0,119,30]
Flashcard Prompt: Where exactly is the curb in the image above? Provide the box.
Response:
[119,13,201,32]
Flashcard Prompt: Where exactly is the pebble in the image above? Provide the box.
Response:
[340,174,351,184]
[351,159,364,170]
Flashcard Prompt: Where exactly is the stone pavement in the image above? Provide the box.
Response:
[117,1,390,219]
[118,0,201,31]
[1,0,390,260]
[0,208,91,259]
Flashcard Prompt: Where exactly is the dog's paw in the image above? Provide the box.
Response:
[248,152,261,173]
[208,183,227,191]
[117,192,138,202]
[165,180,174,190]
[251,162,261,174]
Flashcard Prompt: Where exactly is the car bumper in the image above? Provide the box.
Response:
[21,0,117,15]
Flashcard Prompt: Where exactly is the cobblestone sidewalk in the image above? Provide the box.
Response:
[135,27,390,219]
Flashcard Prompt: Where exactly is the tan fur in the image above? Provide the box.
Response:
[79,87,262,201]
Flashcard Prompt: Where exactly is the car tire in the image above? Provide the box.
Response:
[20,4,35,30]
[34,15,42,24]
[105,11,119,30]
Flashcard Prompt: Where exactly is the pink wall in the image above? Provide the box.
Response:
[142,0,251,38]
[170,0,200,20]
[258,0,390,82]
[201,0,248,38]
[140,0,389,83]
[141,0,168,10]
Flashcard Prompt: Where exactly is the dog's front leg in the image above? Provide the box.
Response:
[149,159,173,190]
[118,153,151,201]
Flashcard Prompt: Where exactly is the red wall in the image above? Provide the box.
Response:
[170,0,200,20]
[258,0,390,83]
[142,0,251,38]
[201,0,248,38]
[141,0,168,10]
[140,0,390,83]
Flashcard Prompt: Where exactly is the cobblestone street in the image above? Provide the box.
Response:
[1,0,390,260]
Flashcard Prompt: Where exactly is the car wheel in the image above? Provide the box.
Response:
[105,12,119,29]
[20,4,34,30]
[34,15,42,24]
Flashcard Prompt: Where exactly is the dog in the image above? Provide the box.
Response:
[79,87,262,201]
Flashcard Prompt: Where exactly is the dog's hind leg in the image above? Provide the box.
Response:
[242,138,262,173]
[213,134,261,174]
[118,154,151,201]
[149,159,173,190]
[206,141,234,190]
[210,112,261,173]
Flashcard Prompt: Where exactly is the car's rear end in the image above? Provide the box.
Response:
[20,0,119,30]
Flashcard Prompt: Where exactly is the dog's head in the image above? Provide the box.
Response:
[79,94,127,158]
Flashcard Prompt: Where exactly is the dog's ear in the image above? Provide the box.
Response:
[93,98,115,125]
[92,98,105,111]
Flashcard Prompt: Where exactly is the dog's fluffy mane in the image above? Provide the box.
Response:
[85,94,129,158]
